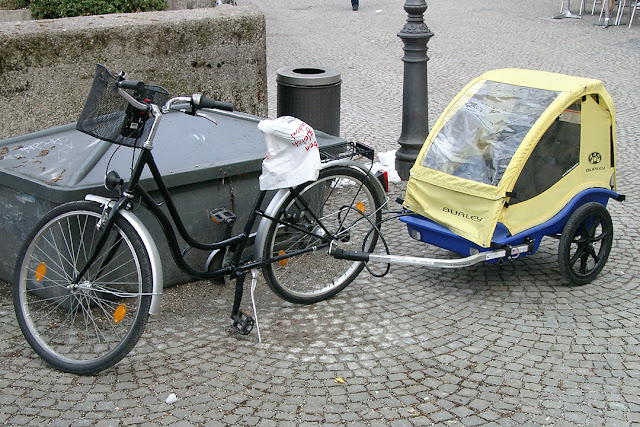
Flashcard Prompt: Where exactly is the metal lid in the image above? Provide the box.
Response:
[276,65,341,86]
[0,110,347,203]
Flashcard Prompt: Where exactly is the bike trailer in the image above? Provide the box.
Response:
[400,69,623,281]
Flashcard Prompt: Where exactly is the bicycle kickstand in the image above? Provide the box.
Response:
[249,269,262,343]
[230,272,255,336]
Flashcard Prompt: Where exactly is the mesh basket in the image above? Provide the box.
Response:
[76,64,169,147]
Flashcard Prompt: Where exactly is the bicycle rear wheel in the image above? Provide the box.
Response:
[262,166,384,304]
[12,201,152,374]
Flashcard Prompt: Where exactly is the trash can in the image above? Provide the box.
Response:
[277,66,341,136]
[0,110,348,286]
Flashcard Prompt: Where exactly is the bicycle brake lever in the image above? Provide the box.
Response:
[195,110,218,125]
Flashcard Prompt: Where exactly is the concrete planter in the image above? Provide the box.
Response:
[0,6,267,139]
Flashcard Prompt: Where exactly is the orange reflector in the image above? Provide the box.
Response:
[356,201,365,214]
[114,304,127,323]
[35,262,46,282]
[278,250,288,267]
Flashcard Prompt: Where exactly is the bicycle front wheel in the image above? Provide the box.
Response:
[12,201,152,375]
[262,166,384,304]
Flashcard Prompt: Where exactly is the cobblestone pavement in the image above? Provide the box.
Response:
[2,0,640,425]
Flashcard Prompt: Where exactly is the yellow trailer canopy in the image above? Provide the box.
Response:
[403,69,616,248]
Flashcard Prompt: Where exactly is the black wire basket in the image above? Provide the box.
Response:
[76,64,169,148]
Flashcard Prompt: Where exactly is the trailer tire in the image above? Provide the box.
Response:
[558,202,613,285]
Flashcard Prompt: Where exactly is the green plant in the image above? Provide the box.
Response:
[30,0,167,19]
[0,0,29,10]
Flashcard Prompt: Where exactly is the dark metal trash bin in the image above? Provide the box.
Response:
[0,110,347,286]
[277,66,341,136]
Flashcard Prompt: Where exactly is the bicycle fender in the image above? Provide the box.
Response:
[85,194,164,316]
[253,160,387,262]
[253,188,290,262]
[322,159,387,202]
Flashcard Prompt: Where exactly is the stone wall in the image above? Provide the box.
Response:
[0,9,30,22]
[0,5,266,139]
[168,0,215,9]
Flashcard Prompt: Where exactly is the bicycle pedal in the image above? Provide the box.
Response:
[231,310,254,335]
[210,207,236,225]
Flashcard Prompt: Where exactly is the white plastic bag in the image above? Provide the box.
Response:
[257,116,321,190]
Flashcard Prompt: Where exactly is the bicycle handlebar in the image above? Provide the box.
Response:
[115,76,235,125]
[116,87,150,113]
[162,94,235,115]
[192,94,234,112]
[117,80,145,91]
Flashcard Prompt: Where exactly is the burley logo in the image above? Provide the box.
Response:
[588,152,602,164]
[443,207,483,222]
[586,151,606,173]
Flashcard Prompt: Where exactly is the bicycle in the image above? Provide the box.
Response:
[12,64,386,375]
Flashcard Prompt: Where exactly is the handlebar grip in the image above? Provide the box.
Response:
[118,80,145,91]
[199,97,234,112]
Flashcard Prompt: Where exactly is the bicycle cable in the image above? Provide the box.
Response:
[356,209,425,278]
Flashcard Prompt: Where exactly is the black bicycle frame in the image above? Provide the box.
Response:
[133,147,335,274]
[73,146,334,325]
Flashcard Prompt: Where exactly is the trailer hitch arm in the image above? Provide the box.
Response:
[330,241,535,269]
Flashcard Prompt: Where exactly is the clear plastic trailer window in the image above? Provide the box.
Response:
[422,80,560,186]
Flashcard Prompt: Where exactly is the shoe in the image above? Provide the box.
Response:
[352,6,358,10]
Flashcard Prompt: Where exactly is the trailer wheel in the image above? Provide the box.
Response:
[558,202,613,285]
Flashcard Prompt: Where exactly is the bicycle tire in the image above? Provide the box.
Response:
[558,202,613,285]
[262,166,384,304]
[12,201,152,375]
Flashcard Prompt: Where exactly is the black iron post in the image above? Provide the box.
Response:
[395,0,433,181]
